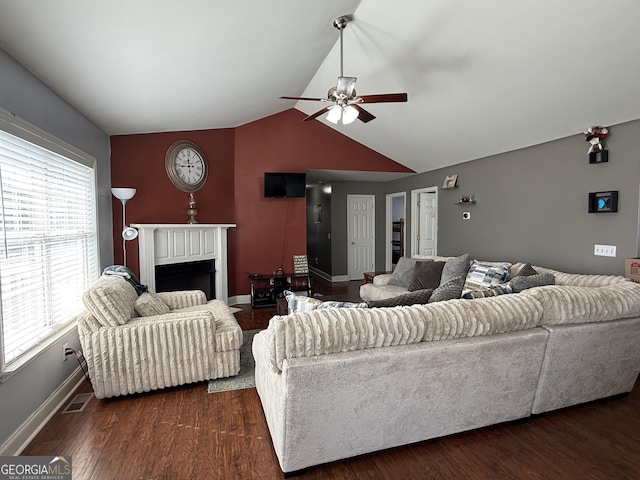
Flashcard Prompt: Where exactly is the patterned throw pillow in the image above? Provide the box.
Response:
[465,262,510,288]
[134,292,171,317]
[284,290,323,313]
[367,289,433,308]
[510,273,555,293]
[408,261,445,292]
[428,276,464,303]
[440,254,470,285]
[317,300,368,309]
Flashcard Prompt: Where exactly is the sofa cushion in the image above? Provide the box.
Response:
[82,275,138,326]
[387,257,428,288]
[522,281,640,325]
[408,261,445,292]
[440,253,470,285]
[429,276,464,303]
[134,292,171,317]
[510,273,555,293]
[367,289,433,308]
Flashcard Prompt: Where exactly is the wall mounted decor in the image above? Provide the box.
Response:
[442,174,458,189]
[584,126,609,164]
[588,190,618,213]
[455,194,476,205]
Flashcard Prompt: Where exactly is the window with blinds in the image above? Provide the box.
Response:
[0,125,99,371]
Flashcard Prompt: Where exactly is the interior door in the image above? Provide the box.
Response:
[347,194,375,280]
[418,192,437,255]
[411,187,438,256]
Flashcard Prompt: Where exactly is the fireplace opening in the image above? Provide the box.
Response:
[155,260,215,300]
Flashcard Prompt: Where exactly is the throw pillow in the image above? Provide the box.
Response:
[284,290,323,313]
[387,257,431,288]
[367,288,433,308]
[408,261,445,292]
[440,253,470,285]
[514,263,538,277]
[317,300,368,309]
[509,273,555,293]
[462,284,513,299]
[134,292,171,317]
[82,275,138,326]
[465,262,510,288]
[428,276,464,303]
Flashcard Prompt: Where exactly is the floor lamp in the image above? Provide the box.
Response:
[111,187,138,267]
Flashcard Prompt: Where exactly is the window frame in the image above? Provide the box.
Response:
[0,107,100,380]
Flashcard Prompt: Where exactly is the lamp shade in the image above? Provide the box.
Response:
[111,187,136,202]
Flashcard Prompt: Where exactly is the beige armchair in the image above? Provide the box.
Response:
[76,275,242,399]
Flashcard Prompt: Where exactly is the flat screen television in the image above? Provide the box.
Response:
[264,172,306,198]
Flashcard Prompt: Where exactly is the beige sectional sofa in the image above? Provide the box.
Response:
[253,259,640,475]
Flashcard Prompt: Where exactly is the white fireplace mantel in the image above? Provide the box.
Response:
[131,223,236,304]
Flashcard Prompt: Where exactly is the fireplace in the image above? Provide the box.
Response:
[132,223,235,304]
[155,259,215,300]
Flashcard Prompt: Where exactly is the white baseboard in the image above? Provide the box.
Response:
[229,294,251,306]
[309,267,350,283]
[0,367,86,456]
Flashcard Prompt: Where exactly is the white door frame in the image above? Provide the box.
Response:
[410,186,438,256]
[385,192,406,271]
[347,194,376,281]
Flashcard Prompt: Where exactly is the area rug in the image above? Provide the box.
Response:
[228,306,242,314]
[207,329,259,393]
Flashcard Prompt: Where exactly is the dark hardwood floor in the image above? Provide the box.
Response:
[22,277,640,479]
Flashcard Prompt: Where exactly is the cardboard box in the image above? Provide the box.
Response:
[624,258,640,283]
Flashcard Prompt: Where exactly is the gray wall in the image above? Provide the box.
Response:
[387,119,640,275]
[0,49,112,448]
[330,181,388,277]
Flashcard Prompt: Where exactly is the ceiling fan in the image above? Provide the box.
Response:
[280,15,408,125]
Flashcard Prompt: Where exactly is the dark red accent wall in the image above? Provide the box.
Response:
[110,128,236,284]
[110,108,412,298]
[233,109,411,296]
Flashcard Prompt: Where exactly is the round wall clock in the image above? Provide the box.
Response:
[165,140,208,192]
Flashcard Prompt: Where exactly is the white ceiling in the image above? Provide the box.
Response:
[1,0,639,173]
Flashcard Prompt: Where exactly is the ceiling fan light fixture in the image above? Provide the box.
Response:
[326,105,342,124]
[342,105,359,124]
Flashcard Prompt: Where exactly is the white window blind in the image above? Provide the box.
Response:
[0,128,99,369]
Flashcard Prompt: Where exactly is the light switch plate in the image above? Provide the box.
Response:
[594,244,616,257]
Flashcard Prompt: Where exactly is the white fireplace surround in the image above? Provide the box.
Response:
[132,224,236,304]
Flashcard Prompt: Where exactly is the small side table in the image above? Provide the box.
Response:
[276,297,288,315]
[363,271,392,284]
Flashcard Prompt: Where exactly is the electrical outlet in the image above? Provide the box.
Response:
[63,342,69,361]
[594,244,616,257]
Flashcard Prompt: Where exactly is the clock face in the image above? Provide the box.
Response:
[165,140,208,192]
[174,148,205,185]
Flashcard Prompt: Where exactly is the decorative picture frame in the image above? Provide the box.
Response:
[588,191,618,213]
[442,174,458,189]
[293,255,309,274]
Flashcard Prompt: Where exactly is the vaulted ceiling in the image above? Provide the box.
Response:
[1,0,639,173]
